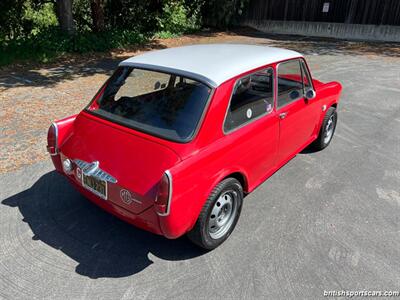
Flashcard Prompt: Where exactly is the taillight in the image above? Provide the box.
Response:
[47,123,58,156]
[155,171,172,216]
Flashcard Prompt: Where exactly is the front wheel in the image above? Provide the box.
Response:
[187,178,243,250]
[311,106,337,151]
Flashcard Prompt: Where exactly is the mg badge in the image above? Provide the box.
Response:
[120,189,133,205]
[120,189,141,205]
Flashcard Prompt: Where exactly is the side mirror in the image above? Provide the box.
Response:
[305,89,316,100]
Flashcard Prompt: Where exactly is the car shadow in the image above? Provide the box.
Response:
[300,145,320,154]
[0,40,168,90]
[1,171,206,278]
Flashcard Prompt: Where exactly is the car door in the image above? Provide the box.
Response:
[223,67,279,184]
[275,58,320,163]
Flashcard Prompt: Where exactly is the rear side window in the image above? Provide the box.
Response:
[88,67,212,142]
[224,68,274,132]
[277,59,304,108]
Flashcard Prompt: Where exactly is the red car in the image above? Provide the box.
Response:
[47,44,342,249]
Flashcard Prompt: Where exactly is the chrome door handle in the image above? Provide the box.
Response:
[279,112,288,119]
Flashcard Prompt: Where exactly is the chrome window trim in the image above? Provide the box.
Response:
[300,58,314,91]
[192,88,215,141]
[156,170,173,217]
[119,62,218,88]
[222,67,275,135]
[276,59,305,110]
[50,122,59,156]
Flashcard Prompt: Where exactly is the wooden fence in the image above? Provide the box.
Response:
[244,0,400,25]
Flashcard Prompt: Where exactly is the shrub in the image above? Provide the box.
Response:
[0,29,148,66]
[23,2,58,35]
[201,0,249,28]
[157,0,202,36]
[73,0,93,32]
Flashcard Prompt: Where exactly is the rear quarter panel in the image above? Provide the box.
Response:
[160,137,250,238]
[158,82,235,238]
[51,114,77,171]
[159,77,279,238]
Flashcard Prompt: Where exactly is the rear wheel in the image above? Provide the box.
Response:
[311,106,337,151]
[187,178,243,250]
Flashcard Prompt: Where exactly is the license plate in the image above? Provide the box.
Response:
[82,173,107,200]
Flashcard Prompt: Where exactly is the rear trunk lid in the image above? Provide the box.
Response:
[61,112,181,214]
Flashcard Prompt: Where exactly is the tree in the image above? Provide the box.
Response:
[90,0,105,32]
[201,0,249,28]
[56,0,74,33]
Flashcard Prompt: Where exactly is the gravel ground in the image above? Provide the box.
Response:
[0,30,399,299]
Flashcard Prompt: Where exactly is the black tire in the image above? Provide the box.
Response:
[187,178,243,250]
[311,106,337,151]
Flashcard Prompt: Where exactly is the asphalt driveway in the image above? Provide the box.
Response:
[1,31,399,299]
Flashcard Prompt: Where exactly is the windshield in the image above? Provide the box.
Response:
[87,67,212,142]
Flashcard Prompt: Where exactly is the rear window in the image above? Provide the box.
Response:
[87,67,212,142]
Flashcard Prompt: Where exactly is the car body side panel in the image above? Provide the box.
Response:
[160,70,341,238]
[159,79,280,238]
[276,96,321,162]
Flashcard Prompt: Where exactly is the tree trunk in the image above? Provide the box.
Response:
[91,0,105,32]
[56,0,75,34]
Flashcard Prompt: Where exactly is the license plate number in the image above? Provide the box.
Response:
[82,174,107,199]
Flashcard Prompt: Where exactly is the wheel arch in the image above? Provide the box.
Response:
[203,168,250,207]
[221,172,249,194]
[189,169,248,233]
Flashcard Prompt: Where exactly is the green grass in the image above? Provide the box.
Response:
[153,31,182,39]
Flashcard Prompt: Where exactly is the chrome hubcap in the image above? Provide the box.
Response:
[324,115,335,144]
[208,191,238,239]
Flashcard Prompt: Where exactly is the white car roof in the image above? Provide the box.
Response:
[119,44,302,87]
